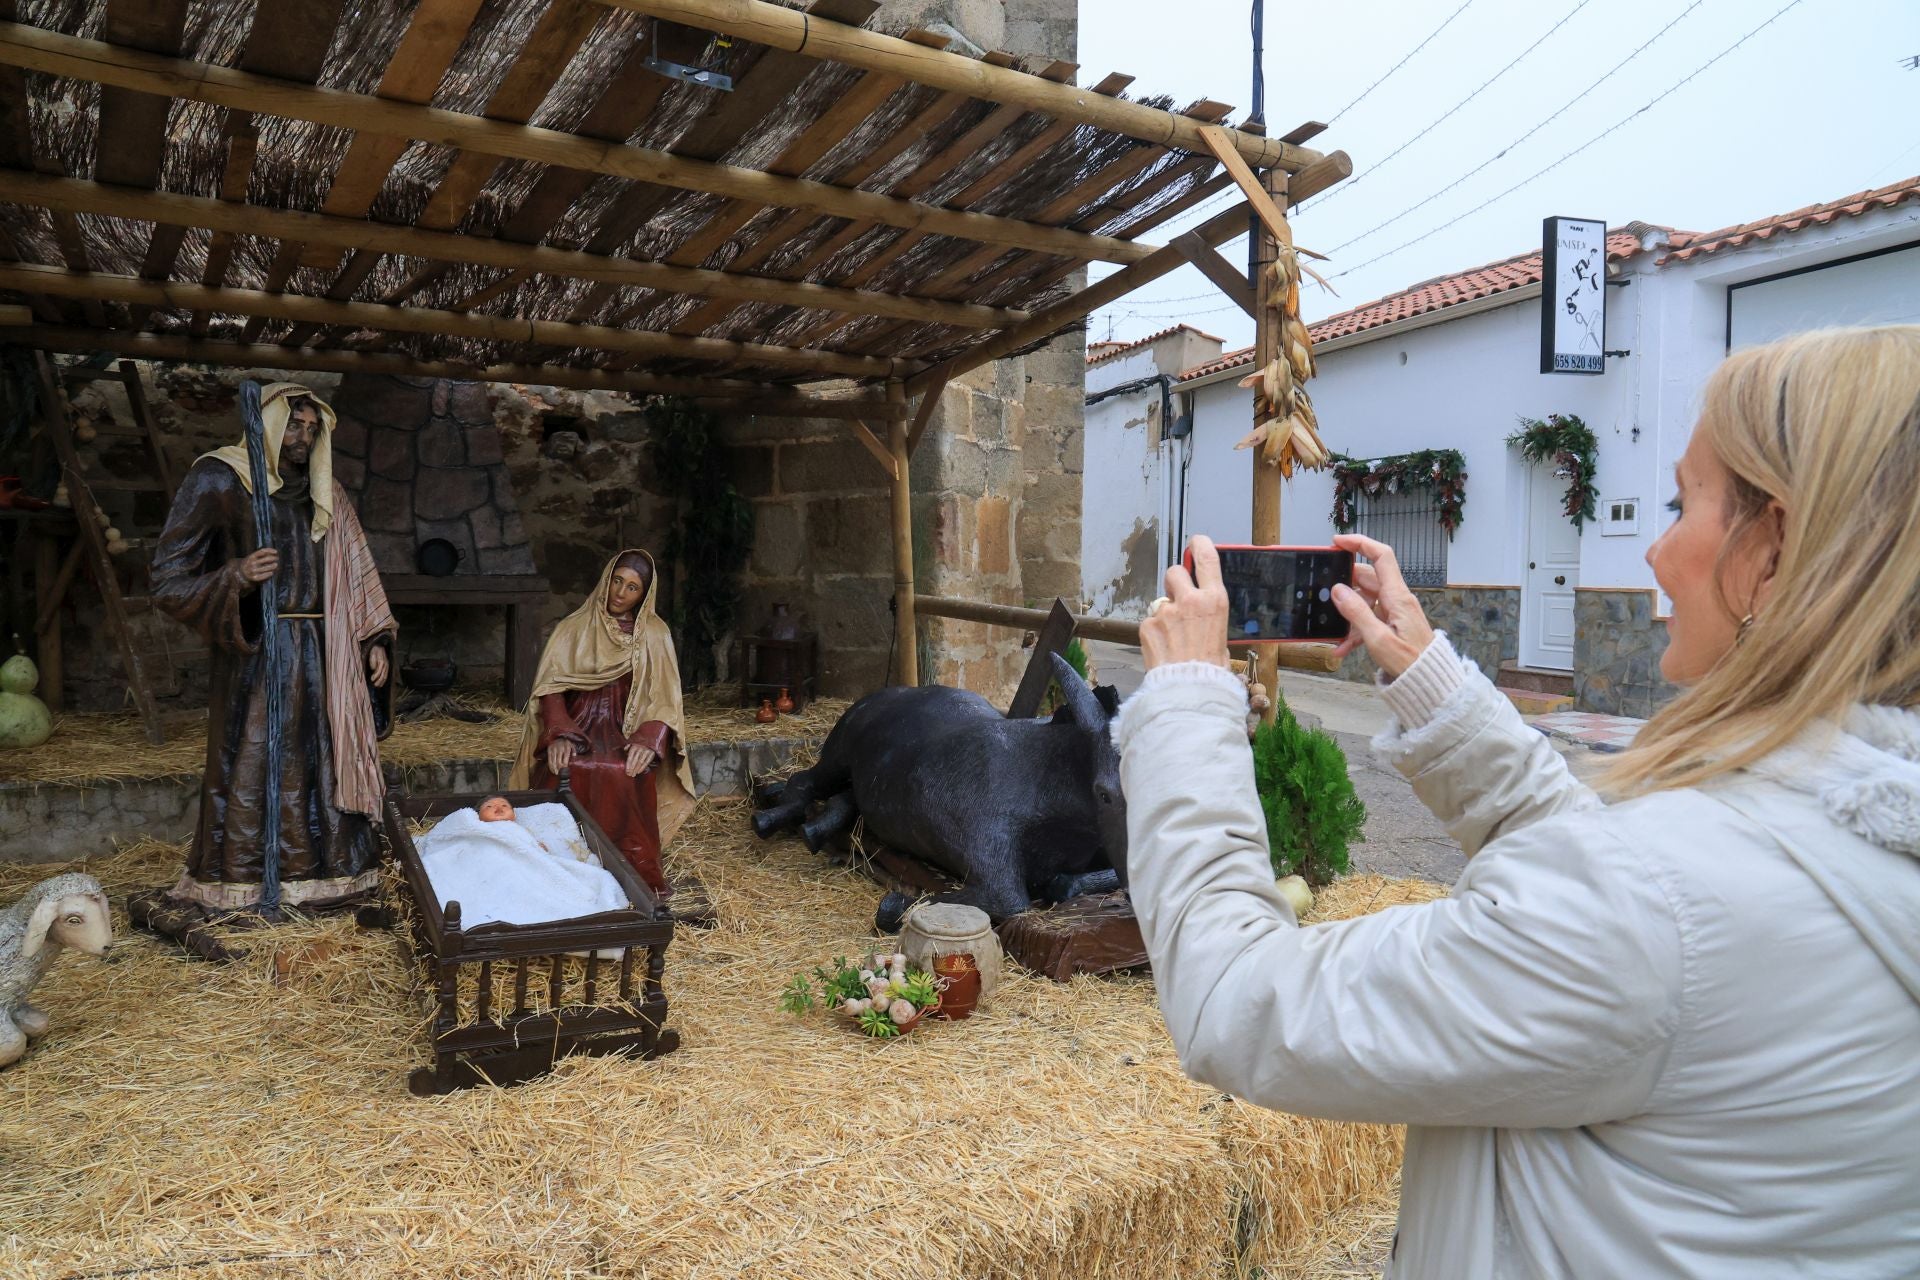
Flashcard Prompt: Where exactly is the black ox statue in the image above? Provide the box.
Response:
[752,653,1127,932]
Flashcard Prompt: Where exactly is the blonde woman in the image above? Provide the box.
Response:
[1122,326,1920,1277]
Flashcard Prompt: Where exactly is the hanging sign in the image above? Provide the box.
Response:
[1540,216,1607,374]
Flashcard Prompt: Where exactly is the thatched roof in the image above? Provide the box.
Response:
[0,0,1347,407]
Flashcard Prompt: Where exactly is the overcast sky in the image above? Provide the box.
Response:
[1081,0,1920,351]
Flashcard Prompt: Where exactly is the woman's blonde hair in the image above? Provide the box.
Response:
[1606,325,1920,796]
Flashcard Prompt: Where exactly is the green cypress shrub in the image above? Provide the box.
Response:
[1251,699,1366,886]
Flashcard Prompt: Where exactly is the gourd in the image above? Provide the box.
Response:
[0,649,52,749]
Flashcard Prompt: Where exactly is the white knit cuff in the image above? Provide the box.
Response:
[1136,659,1245,699]
[1376,632,1467,729]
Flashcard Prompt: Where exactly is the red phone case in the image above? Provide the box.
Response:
[1183,544,1353,644]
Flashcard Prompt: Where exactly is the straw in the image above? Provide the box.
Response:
[0,809,1433,1278]
[0,691,850,788]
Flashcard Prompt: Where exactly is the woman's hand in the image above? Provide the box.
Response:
[1329,534,1436,680]
[367,647,390,688]
[625,744,657,777]
[1140,536,1231,671]
[546,739,575,775]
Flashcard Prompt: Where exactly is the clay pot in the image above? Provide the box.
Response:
[774,687,795,714]
[755,699,778,724]
[932,952,981,1020]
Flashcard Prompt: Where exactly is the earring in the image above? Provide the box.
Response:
[1737,613,1756,644]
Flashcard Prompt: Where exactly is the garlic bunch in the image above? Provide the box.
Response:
[1234,246,1331,478]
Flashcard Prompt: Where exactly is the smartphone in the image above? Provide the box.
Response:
[1181,544,1355,643]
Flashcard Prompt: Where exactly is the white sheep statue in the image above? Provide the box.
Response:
[0,872,112,1067]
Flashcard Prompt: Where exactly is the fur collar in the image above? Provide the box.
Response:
[1742,705,1920,856]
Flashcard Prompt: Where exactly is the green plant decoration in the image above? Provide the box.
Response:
[1507,414,1599,529]
[1251,701,1366,887]
[644,395,755,688]
[1329,449,1468,536]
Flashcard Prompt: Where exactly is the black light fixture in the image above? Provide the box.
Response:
[645,18,734,91]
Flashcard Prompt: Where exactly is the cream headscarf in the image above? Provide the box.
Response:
[197,382,338,540]
[510,550,696,845]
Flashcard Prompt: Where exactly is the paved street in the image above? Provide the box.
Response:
[1085,640,1606,886]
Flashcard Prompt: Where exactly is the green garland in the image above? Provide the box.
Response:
[644,396,755,688]
[1507,414,1599,529]
[1329,449,1468,536]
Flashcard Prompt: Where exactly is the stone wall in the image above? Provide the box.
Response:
[1335,586,1520,685]
[1574,588,1677,717]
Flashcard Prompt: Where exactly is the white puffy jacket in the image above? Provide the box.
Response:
[1116,634,1920,1278]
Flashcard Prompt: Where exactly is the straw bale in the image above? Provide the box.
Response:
[0,807,1427,1278]
[0,690,849,788]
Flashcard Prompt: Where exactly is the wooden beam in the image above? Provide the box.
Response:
[0,22,1157,268]
[1279,121,1327,146]
[0,173,1028,331]
[0,265,909,379]
[905,371,946,454]
[1249,167,1288,725]
[1198,124,1296,251]
[2,325,916,412]
[1173,231,1257,320]
[906,199,1252,396]
[588,0,1323,171]
[848,418,898,481]
[887,379,917,686]
[1005,599,1076,719]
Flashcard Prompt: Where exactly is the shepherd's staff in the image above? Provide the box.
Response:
[239,380,284,917]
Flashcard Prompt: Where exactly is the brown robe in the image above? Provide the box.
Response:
[151,459,393,908]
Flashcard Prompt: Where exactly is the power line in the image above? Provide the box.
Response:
[1331,0,1807,281]
[1327,0,1479,125]
[1311,0,1595,207]
[1325,0,1708,255]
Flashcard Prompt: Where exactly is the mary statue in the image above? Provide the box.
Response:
[509,549,693,899]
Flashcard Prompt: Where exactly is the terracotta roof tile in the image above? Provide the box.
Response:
[1660,173,1920,263]
[1085,322,1225,367]
[1169,175,1920,386]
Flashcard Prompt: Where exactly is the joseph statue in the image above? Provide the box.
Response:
[131,383,396,955]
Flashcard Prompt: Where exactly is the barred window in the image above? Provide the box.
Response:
[1351,486,1448,588]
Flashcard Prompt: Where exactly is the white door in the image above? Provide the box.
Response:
[1521,464,1581,670]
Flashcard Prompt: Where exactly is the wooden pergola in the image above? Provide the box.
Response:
[0,0,1348,687]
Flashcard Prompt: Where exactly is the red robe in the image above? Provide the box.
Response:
[528,623,674,897]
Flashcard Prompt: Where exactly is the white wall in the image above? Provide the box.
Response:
[1729,244,1920,349]
[1091,199,1920,624]
[1080,329,1222,617]
[1181,286,1638,592]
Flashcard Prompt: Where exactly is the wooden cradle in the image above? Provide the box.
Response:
[377,781,680,1095]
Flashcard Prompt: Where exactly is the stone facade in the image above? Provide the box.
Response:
[329,374,539,579]
[1574,588,1677,717]
[1335,586,1520,685]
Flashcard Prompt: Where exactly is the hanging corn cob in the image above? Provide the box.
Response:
[1234,242,1330,479]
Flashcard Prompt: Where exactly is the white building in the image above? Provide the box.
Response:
[1082,176,1920,714]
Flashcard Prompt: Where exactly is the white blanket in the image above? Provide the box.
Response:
[416,803,630,929]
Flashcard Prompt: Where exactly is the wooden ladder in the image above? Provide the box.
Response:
[32,353,190,744]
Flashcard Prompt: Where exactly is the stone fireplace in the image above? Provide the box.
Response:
[329,373,549,706]
[329,374,539,578]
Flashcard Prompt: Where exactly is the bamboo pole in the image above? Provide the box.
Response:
[0,263,905,378]
[1249,169,1288,723]
[0,172,1027,331]
[588,0,1324,172]
[906,198,1258,396]
[914,595,1343,671]
[0,22,1155,267]
[887,378,918,686]
[2,324,910,415]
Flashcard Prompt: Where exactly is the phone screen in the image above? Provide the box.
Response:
[1211,548,1355,642]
